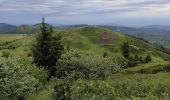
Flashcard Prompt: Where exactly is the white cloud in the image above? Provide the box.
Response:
[0,0,170,25]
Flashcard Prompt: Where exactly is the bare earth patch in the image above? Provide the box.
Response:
[99,32,118,45]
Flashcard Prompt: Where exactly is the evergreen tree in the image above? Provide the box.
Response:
[103,52,108,58]
[134,54,139,61]
[127,56,138,67]
[32,17,64,78]
[144,54,152,63]
[121,42,130,58]
[139,56,143,63]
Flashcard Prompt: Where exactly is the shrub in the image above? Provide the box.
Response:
[53,73,170,99]
[55,50,120,80]
[1,51,10,58]
[144,54,152,63]
[103,52,108,58]
[17,57,48,88]
[127,56,139,67]
[0,57,44,100]
[53,79,72,100]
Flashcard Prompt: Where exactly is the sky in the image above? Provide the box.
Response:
[0,0,170,26]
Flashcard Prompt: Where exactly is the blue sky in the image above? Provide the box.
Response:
[0,0,170,26]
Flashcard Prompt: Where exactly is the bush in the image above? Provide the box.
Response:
[1,51,10,58]
[0,57,46,100]
[17,57,48,89]
[144,54,152,63]
[71,80,117,100]
[55,50,120,80]
[53,73,170,99]
[103,52,108,58]
[53,79,72,100]
[126,56,139,67]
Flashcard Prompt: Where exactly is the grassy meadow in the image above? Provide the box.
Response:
[0,34,26,40]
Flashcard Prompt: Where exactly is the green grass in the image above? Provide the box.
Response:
[124,61,170,74]
[0,34,26,41]
[27,73,170,100]
[27,81,54,100]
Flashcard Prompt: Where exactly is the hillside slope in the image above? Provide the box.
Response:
[1,26,169,62]
[101,25,170,48]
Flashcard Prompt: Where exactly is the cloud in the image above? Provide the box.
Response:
[0,0,170,25]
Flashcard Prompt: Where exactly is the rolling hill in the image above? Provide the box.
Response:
[1,23,170,49]
[57,24,170,49]
[0,23,16,32]
[0,26,170,61]
[101,25,170,49]
[0,23,40,34]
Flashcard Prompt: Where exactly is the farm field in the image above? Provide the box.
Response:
[0,34,26,41]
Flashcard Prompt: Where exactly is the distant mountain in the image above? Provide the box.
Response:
[102,23,124,27]
[0,23,16,32]
[56,24,89,28]
[0,23,54,34]
[16,24,40,34]
[142,25,170,30]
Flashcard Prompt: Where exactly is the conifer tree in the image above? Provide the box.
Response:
[144,54,152,63]
[121,42,130,58]
[32,17,64,78]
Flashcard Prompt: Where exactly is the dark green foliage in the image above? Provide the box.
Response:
[137,63,170,74]
[0,57,39,100]
[103,52,108,58]
[139,56,144,63]
[55,50,120,80]
[121,42,130,58]
[32,18,64,78]
[144,54,152,63]
[1,50,10,58]
[134,54,139,61]
[121,42,152,67]
[53,79,72,100]
[127,56,138,67]
[126,55,146,67]
[0,39,21,50]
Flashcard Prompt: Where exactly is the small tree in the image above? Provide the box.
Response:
[144,54,152,63]
[103,52,108,58]
[32,17,64,79]
[121,42,130,58]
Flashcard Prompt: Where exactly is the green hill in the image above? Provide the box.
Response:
[0,26,170,61]
[59,26,170,61]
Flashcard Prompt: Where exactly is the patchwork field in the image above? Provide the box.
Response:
[0,34,26,41]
